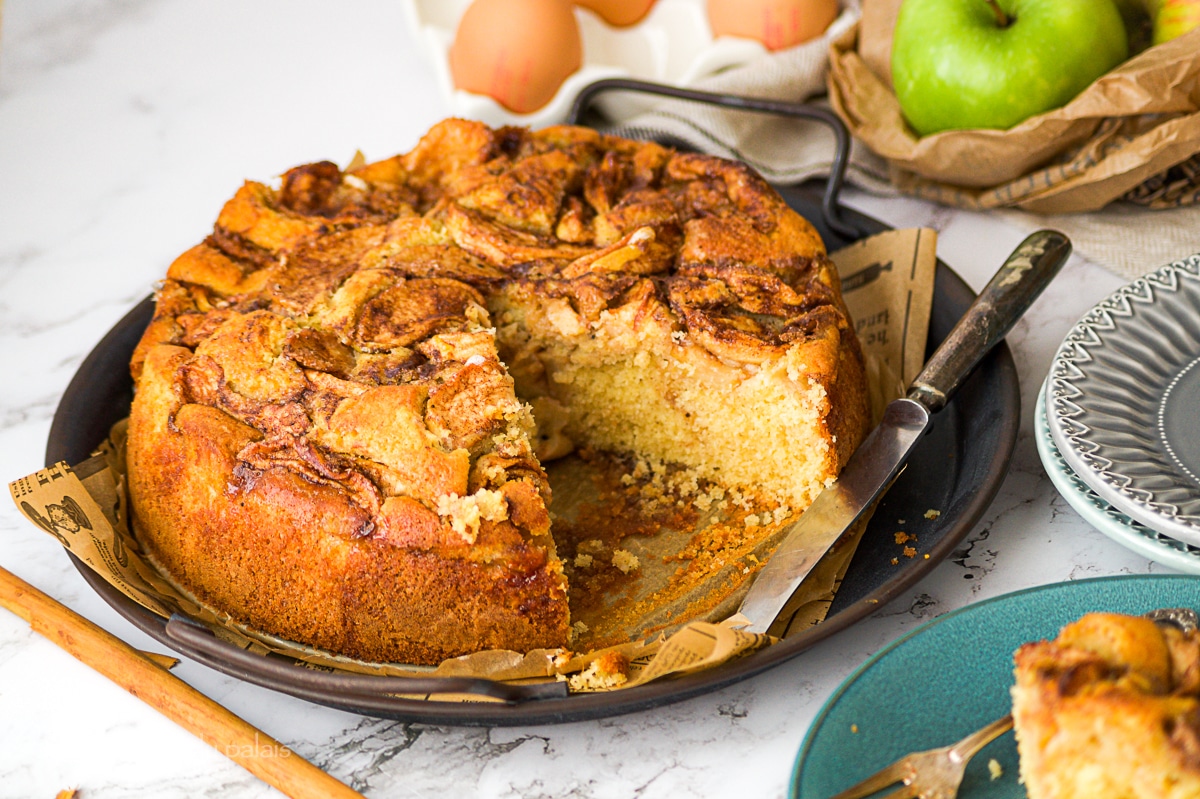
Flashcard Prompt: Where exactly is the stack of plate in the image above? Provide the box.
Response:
[1040,253,1200,573]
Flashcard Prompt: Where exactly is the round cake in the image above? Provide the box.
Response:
[126,119,870,665]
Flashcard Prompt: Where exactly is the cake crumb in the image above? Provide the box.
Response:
[894,531,912,544]
[890,557,899,565]
[573,553,594,569]
[744,514,761,527]
[850,724,858,734]
[436,489,509,544]
[902,546,917,558]
[924,508,941,520]
[612,549,640,574]
[988,758,1003,780]
[694,484,726,511]
[578,539,606,555]
[729,487,753,510]
[568,651,630,691]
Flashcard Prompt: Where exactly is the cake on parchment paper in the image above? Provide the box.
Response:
[126,119,870,665]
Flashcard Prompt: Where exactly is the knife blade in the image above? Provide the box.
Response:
[736,229,1072,635]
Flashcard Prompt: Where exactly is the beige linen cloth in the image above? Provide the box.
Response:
[614,0,1200,281]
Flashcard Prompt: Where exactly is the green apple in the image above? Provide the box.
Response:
[1153,0,1200,43]
[892,0,1129,136]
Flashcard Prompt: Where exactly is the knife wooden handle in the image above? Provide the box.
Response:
[0,565,365,799]
[908,229,1071,413]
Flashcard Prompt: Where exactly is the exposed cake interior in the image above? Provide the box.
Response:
[494,283,855,512]
[484,132,866,512]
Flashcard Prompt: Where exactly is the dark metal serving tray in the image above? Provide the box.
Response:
[46,81,1020,725]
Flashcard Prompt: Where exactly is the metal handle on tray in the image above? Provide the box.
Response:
[567,77,860,241]
[164,614,570,704]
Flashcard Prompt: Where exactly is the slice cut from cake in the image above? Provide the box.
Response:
[126,119,870,665]
[1012,612,1200,799]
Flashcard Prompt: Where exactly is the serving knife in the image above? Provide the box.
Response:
[736,229,1072,635]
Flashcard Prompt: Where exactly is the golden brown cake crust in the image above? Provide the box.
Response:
[127,119,869,665]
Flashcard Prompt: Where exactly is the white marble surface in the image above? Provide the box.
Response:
[0,2,1184,798]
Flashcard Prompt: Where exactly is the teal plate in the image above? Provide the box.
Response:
[791,575,1200,799]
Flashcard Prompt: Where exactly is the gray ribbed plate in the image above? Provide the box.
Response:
[1046,254,1200,547]
[1035,379,1200,572]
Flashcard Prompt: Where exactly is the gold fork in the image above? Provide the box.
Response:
[824,714,1014,799]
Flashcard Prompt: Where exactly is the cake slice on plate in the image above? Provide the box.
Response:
[1012,611,1200,798]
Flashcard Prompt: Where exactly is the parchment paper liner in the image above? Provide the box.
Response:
[9,228,935,696]
[830,3,1200,214]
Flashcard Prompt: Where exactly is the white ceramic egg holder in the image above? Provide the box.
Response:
[400,0,771,128]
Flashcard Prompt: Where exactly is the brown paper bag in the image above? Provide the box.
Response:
[828,2,1200,214]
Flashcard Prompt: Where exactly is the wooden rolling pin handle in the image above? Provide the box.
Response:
[0,566,365,799]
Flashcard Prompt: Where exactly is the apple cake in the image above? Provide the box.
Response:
[1011,611,1200,798]
[126,119,870,665]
